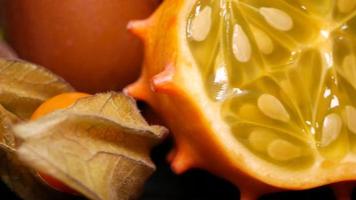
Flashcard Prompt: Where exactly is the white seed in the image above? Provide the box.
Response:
[251,26,274,55]
[232,24,252,63]
[191,6,212,42]
[345,106,356,134]
[257,94,290,122]
[238,104,259,119]
[267,139,301,161]
[342,55,356,89]
[337,0,356,13]
[249,129,277,152]
[321,113,342,147]
[259,7,294,31]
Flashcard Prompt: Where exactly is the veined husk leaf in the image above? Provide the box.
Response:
[0,58,84,199]
[0,104,17,151]
[14,93,167,200]
[0,59,74,119]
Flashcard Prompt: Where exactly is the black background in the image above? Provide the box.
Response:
[1,138,352,200]
[139,138,345,200]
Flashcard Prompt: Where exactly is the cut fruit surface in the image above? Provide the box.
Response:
[127,0,356,198]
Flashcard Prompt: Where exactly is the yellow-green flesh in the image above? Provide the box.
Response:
[187,0,356,169]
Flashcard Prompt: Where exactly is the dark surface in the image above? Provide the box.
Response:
[139,138,340,200]
[0,138,354,200]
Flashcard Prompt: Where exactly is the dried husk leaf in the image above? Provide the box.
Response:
[0,102,81,200]
[14,93,167,200]
[66,92,166,138]
[0,58,82,199]
[0,59,74,119]
[0,104,17,151]
[0,151,84,200]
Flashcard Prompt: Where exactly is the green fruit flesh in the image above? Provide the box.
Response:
[187,0,356,169]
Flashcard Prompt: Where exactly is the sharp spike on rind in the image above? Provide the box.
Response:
[167,148,177,163]
[151,64,177,94]
[235,178,279,200]
[127,18,152,39]
[124,79,150,101]
[332,182,355,200]
[240,191,259,200]
[169,141,198,175]
[170,151,194,174]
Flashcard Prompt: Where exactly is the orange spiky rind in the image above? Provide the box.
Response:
[124,78,151,101]
[170,149,194,174]
[126,0,286,198]
[332,182,356,200]
[127,0,356,199]
[151,64,179,95]
[166,148,177,163]
[127,18,152,41]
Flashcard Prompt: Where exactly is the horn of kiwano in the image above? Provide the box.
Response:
[125,0,356,198]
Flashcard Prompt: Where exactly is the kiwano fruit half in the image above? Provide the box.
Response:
[126,0,356,199]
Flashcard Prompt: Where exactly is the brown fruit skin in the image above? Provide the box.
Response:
[3,0,161,93]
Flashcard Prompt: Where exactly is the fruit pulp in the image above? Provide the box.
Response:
[187,0,356,169]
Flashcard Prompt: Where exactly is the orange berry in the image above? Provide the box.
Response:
[31,92,90,194]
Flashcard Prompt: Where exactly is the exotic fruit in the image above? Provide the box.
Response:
[3,0,161,93]
[126,0,356,199]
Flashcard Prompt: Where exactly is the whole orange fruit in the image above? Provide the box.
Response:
[3,0,161,93]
